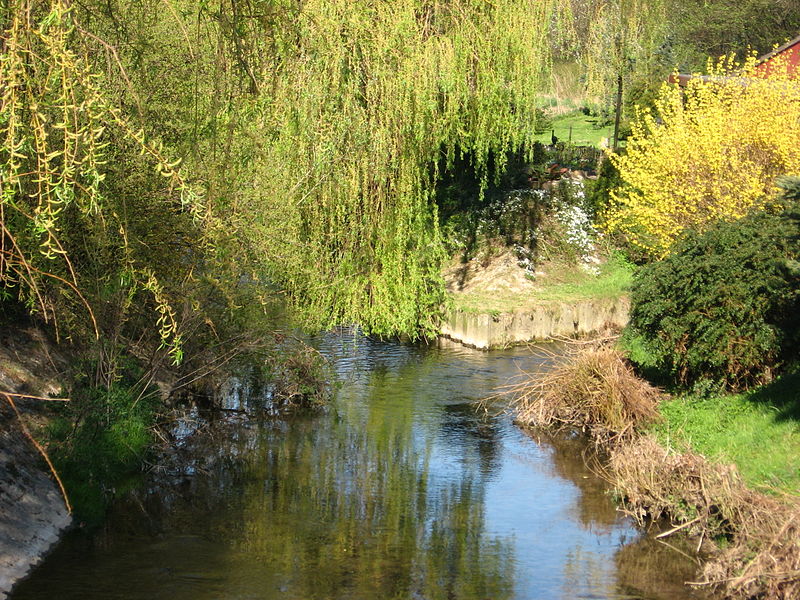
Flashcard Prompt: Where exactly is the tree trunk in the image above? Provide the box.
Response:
[613,74,623,151]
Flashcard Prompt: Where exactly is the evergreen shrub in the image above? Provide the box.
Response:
[629,186,800,391]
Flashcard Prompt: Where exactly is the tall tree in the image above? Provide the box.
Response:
[2,0,572,343]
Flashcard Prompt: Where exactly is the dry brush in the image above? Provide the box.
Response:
[503,342,800,600]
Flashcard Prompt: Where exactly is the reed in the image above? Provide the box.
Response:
[508,341,661,444]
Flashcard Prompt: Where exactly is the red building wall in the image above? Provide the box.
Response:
[756,37,800,79]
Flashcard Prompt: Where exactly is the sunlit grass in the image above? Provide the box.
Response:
[533,112,614,148]
[649,373,800,494]
[534,258,633,302]
[449,254,633,314]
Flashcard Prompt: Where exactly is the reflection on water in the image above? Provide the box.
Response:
[12,333,704,600]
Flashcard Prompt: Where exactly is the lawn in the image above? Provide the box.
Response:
[648,373,800,494]
[533,112,615,148]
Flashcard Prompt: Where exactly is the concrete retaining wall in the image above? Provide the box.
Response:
[439,296,630,349]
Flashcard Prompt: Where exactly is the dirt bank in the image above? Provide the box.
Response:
[441,249,629,348]
[0,325,72,599]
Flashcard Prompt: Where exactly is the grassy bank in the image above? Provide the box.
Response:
[621,329,800,494]
[448,253,634,315]
[651,373,800,494]
[534,256,633,303]
[507,344,800,599]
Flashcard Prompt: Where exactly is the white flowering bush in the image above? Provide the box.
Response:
[550,180,599,264]
[441,176,602,275]
[477,190,545,240]
[514,244,537,277]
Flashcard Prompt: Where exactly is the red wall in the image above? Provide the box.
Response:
[756,40,800,79]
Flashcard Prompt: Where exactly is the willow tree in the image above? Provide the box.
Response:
[0,0,207,368]
[566,0,667,145]
[2,0,574,344]
[225,0,572,338]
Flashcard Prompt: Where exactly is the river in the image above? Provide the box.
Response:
[12,332,704,600]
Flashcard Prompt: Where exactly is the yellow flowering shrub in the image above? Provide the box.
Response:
[603,55,800,257]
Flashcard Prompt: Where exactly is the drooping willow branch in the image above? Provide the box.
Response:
[2,391,73,513]
[1,0,207,360]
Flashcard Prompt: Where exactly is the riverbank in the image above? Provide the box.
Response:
[10,333,704,600]
[0,318,333,598]
[0,326,72,599]
[441,249,632,348]
[508,343,800,600]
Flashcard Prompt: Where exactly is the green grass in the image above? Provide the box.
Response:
[449,254,634,314]
[534,257,633,303]
[649,373,800,493]
[450,291,526,315]
[533,112,615,148]
[48,382,156,523]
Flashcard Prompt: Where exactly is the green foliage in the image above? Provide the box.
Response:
[533,108,554,135]
[12,0,795,351]
[778,175,800,202]
[435,145,552,258]
[580,0,668,104]
[0,0,209,366]
[15,0,794,349]
[586,154,623,218]
[650,371,800,492]
[629,193,800,391]
[48,376,158,522]
[666,0,800,71]
[618,328,660,370]
[2,0,581,343]
[228,0,568,338]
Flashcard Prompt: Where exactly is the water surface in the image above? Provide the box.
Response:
[12,333,703,599]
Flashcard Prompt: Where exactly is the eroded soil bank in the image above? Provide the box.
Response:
[441,248,630,349]
[0,326,72,599]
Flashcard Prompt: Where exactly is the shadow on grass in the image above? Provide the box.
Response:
[746,369,800,424]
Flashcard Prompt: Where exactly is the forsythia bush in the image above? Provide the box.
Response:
[604,56,800,257]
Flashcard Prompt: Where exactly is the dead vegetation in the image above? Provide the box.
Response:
[502,341,800,600]
[611,435,800,600]
[705,504,800,600]
[265,341,332,408]
[509,342,661,444]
